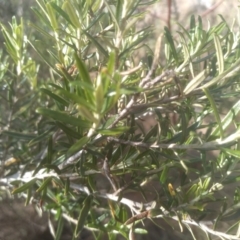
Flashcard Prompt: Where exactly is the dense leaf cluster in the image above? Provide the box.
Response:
[1,1,240,239]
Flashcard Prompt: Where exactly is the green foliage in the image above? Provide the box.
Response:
[1,1,240,239]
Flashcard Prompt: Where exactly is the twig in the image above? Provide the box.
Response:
[139,69,174,89]
[124,210,150,225]
[182,218,240,240]
[120,64,142,76]
[109,69,176,129]
[102,157,118,192]
[139,33,163,87]
[140,69,175,89]
[107,130,240,150]
[70,182,141,214]
[107,96,136,129]
[58,149,84,170]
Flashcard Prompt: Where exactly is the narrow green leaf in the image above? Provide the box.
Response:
[202,177,211,191]
[190,15,196,32]
[2,130,36,140]
[209,100,240,139]
[55,63,75,81]
[97,126,129,136]
[213,33,224,74]
[95,76,104,114]
[28,40,56,71]
[41,165,61,175]
[77,106,98,123]
[144,122,159,143]
[85,12,105,31]
[84,31,109,58]
[186,184,198,199]
[31,7,50,27]
[184,70,208,94]
[64,178,70,196]
[116,0,123,24]
[69,81,94,92]
[201,57,240,88]
[57,88,94,110]
[74,52,92,85]
[41,88,69,106]
[55,213,64,240]
[223,148,240,158]
[88,176,97,192]
[47,136,53,165]
[179,111,188,144]
[49,2,74,26]
[12,179,37,194]
[225,32,234,57]
[74,53,95,104]
[74,195,93,238]
[67,136,90,156]
[62,0,80,28]
[56,122,81,139]
[107,51,116,75]
[160,166,168,184]
[177,31,190,64]
[1,26,18,62]
[208,21,226,37]
[126,0,141,18]
[36,177,52,193]
[46,3,58,30]
[79,149,86,176]
[36,0,51,24]
[164,27,178,64]
[196,16,203,40]
[36,108,91,128]
[54,36,77,50]
[119,28,151,58]
[25,188,32,206]
[103,0,120,31]
[203,88,224,139]
[28,128,54,146]
[177,22,191,43]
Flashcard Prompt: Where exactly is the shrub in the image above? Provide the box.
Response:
[1,1,240,239]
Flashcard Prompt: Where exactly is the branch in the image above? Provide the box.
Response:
[107,130,240,150]
[7,171,239,239]
[107,96,136,129]
[139,69,175,88]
